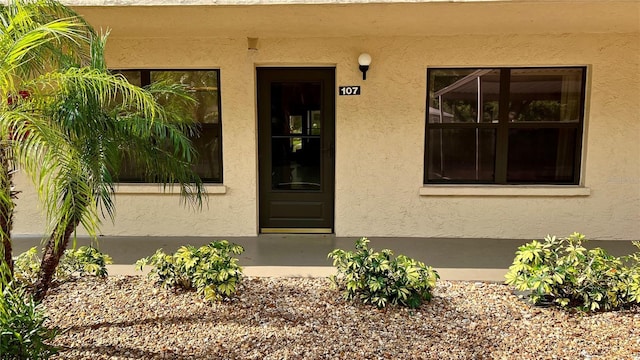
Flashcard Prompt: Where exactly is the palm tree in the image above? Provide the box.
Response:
[0,0,94,277]
[31,35,205,300]
[0,0,205,299]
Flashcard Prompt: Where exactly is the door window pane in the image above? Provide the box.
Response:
[272,137,321,190]
[269,81,322,191]
[289,115,303,135]
[270,82,321,136]
[310,110,321,135]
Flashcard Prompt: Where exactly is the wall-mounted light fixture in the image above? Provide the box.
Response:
[358,53,371,80]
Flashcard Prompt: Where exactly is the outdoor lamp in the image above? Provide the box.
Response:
[358,53,371,80]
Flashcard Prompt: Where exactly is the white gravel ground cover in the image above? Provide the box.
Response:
[43,276,640,360]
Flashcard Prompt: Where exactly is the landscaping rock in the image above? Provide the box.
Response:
[43,276,640,359]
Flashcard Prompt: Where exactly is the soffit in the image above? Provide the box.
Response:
[70,1,640,39]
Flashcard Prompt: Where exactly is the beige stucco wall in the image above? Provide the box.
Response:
[12,3,640,240]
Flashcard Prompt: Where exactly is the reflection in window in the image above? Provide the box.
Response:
[270,82,322,190]
[427,128,496,182]
[507,128,577,182]
[508,68,583,122]
[429,69,500,124]
[114,70,222,183]
[425,67,585,184]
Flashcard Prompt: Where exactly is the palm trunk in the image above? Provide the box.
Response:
[0,145,15,277]
[33,219,79,302]
[0,197,13,275]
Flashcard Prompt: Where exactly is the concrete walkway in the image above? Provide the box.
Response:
[11,234,640,282]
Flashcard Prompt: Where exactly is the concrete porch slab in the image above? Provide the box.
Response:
[12,234,639,282]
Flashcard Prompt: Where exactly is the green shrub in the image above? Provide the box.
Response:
[12,247,40,286]
[328,237,439,309]
[626,249,640,302]
[56,246,113,280]
[136,240,244,302]
[13,246,113,286]
[0,284,58,359]
[505,232,640,311]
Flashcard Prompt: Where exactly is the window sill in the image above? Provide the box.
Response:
[115,183,227,195]
[419,185,590,197]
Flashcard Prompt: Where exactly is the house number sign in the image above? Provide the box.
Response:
[339,86,361,96]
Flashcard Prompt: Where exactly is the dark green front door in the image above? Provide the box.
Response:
[257,68,335,233]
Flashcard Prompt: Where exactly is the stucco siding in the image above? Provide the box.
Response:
[11,4,640,240]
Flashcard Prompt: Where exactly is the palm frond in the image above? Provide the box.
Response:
[0,0,94,88]
[0,4,205,253]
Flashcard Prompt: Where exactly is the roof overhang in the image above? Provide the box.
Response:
[64,0,639,39]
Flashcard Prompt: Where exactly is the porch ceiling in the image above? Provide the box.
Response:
[69,1,639,39]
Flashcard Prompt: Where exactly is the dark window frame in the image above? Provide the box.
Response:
[424,66,586,185]
[113,68,223,184]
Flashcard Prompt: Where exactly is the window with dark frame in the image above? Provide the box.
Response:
[425,67,586,185]
[114,69,222,183]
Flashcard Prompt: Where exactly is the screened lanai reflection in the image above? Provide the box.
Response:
[426,67,585,184]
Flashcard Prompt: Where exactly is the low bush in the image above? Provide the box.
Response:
[12,247,40,286]
[505,232,640,311]
[328,237,439,309]
[57,245,113,279]
[13,246,112,286]
[0,284,58,359]
[1,246,110,359]
[135,240,244,302]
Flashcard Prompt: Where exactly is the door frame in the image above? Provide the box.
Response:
[256,67,335,233]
